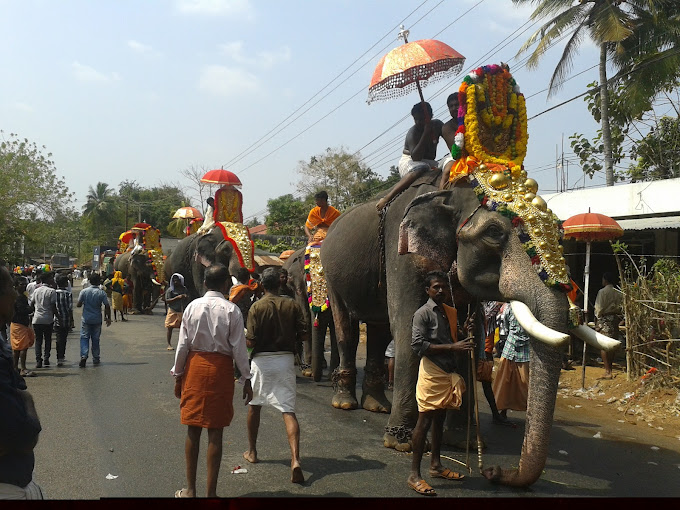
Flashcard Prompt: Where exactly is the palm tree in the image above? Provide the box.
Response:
[513,0,671,186]
[82,182,118,234]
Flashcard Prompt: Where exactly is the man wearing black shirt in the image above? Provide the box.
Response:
[407,271,473,496]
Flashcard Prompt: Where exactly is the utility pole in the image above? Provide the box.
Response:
[125,198,129,231]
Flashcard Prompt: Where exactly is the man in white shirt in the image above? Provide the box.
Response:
[30,273,57,369]
[171,264,253,498]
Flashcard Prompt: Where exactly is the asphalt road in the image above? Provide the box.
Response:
[25,283,680,499]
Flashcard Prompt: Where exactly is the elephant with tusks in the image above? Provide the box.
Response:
[320,169,619,487]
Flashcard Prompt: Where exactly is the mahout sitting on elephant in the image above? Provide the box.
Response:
[321,64,620,487]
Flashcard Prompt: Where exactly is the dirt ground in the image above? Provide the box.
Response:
[554,359,680,448]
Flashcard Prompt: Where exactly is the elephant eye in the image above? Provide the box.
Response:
[482,223,506,245]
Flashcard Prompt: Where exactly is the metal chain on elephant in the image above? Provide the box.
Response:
[384,425,413,443]
[330,368,354,392]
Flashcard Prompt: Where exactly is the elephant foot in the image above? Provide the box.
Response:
[331,368,358,410]
[361,392,391,414]
[383,425,414,452]
[361,363,391,413]
[332,392,358,410]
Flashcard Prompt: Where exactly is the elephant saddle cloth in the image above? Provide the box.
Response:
[304,243,329,317]
[215,221,255,272]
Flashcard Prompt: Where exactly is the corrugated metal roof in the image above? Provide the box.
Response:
[254,255,283,267]
[616,216,680,230]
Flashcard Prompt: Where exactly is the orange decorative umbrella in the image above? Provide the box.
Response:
[367,26,465,104]
[562,209,623,388]
[172,206,202,219]
[200,168,242,187]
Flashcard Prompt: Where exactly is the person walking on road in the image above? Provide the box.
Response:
[54,274,74,367]
[10,276,35,377]
[76,273,111,368]
[171,264,253,499]
[407,271,473,496]
[30,273,57,369]
[242,268,309,484]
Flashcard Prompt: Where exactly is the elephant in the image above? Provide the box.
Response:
[320,169,619,486]
[282,247,339,381]
[113,251,161,314]
[164,228,251,301]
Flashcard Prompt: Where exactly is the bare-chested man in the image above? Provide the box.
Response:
[439,93,460,189]
[376,102,443,211]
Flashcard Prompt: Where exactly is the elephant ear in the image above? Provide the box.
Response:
[398,189,463,268]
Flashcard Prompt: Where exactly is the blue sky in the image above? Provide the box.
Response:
[1,0,611,224]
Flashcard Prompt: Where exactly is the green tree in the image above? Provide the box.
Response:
[570,81,631,180]
[264,194,313,236]
[0,131,73,261]
[513,0,672,187]
[295,146,382,208]
[119,181,192,236]
[82,182,120,241]
[628,116,680,181]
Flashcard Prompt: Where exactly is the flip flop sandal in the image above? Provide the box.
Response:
[407,479,437,496]
[20,370,37,377]
[430,468,465,480]
[167,346,175,351]
[174,488,191,498]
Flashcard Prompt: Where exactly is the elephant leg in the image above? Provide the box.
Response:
[328,318,339,376]
[311,317,325,382]
[383,313,420,452]
[361,323,391,414]
[330,308,359,411]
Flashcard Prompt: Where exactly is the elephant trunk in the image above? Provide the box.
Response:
[483,236,569,487]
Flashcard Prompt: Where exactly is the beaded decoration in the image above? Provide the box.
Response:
[304,244,329,326]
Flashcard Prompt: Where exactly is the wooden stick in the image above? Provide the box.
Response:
[470,343,483,473]
[465,305,472,472]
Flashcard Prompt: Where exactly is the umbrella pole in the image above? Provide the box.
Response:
[581,241,591,389]
[398,27,427,106]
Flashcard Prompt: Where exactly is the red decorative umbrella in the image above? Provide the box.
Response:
[200,168,242,187]
[562,209,623,388]
[367,26,465,105]
[172,206,202,219]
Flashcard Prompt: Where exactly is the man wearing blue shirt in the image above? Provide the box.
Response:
[76,273,111,368]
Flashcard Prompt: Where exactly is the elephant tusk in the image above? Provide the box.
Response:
[151,279,161,286]
[570,324,621,352]
[510,301,570,347]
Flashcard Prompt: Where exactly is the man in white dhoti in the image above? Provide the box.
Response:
[242,268,309,484]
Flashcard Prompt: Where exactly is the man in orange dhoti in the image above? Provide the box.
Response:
[171,265,253,498]
[408,271,474,496]
[304,191,340,243]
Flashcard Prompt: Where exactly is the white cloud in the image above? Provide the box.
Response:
[198,65,259,97]
[72,61,120,82]
[14,102,34,112]
[175,0,253,17]
[128,39,158,55]
[218,41,291,68]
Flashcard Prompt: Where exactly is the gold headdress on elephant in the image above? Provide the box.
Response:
[447,64,571,293]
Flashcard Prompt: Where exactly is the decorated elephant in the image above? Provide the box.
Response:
[164,222,255,301]
[322,63,621,486]
[321,166,620,486]
[282,247,338,380]
[113,251,160,314]
[114,225,165,314]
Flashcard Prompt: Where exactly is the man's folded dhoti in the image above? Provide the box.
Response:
[416,356,466,413]
[249,352,296,413]
[10,323,35,351]
[180,351,235,428]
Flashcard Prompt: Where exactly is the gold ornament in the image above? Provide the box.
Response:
[524,178,538,194]
[219,222,254,271]
[531,196,547,211]
[488,173,510,190]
